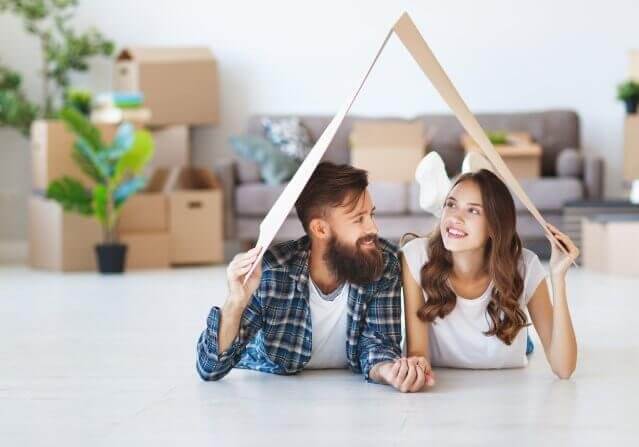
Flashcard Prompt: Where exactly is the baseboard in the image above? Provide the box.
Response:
[0,240,28,264]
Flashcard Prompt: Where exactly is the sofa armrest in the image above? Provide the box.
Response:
[556,148,604,199]
[583,155,604,200]
[212,159,237,240]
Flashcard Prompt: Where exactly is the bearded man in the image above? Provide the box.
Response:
[196,162,431,392]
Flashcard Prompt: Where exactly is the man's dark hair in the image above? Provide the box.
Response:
[294,162,369,233]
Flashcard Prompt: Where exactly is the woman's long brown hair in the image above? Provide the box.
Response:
[418,169,528,345]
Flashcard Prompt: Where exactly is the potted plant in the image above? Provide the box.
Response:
[0,0,113,135]
[617,80,639,115]
[46,107,154,273]
[487,130,508,145]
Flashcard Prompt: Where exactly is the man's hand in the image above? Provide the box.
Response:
[372,356,435,393]
[226,247,262,308]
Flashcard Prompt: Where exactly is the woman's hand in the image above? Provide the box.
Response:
[545,224,579,278]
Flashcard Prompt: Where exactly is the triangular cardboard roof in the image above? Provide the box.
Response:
[244,12,560,282]
[117,47,214,63]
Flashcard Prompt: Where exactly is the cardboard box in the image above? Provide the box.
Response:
[31,120,118,191]
[461,133,542,179]
[623,115,639,181]
[582,215,639,276]
[349,121,427,182]
[148,125,190,170]
[630,50,639,82]
[120,232,170,270]
[28,195,101,271]
[114,47,219,126]
[166,167,224,264]
[118,169,170,233]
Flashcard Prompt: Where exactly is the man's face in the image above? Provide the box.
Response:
[322,190,384,285]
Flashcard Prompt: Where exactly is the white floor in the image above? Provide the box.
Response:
[1,263,638,446]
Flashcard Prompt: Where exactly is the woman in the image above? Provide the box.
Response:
[402,169,579,383]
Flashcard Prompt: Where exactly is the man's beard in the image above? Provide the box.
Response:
[323,234,384,285]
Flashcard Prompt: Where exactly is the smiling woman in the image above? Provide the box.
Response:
[402,169,579,379]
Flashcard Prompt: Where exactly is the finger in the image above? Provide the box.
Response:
[400,363,417,392]
[229,264,254,279]
[425,371,436,387]
[553,232,579,256]
[410,366,426,392]
[229,257,257,271]
[396,359,409,384]
[389,360,400,379]
[411,356,428,373]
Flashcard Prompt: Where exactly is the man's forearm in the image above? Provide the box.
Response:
[217,296,246,353]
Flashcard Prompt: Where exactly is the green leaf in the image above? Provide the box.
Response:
[103,122,135,161]
[46,176,93,216]
[59,106,103,151]
[73,137,109,181]
[91,184,108,227]
[113,176,147,208]
[113,129,154,183]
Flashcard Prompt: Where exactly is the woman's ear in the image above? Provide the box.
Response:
[308,218,331,241]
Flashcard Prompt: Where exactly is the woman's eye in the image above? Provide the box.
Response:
[355,217,364,223]
[469,208,480,215]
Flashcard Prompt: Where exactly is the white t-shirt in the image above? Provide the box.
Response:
[305,279,350,369]
[401,238,547,369]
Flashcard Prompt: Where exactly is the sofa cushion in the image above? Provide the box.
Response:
[236,183,295,217]
[409,178,584,214]
[368,182,409,215]
[515,178,583,211]
[556,148,583,178]
[235,158,262,183]
[236,181,409,217]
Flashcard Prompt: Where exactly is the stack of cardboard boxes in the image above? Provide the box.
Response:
[349,120,428,182]
[29,47,224,272]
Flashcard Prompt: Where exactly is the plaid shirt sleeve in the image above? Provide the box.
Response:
[196,290,263,381]
[357,259,403,382]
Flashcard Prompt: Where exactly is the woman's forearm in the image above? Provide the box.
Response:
[548,275,578,379]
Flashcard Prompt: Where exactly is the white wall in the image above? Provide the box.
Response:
[1,0,637,243]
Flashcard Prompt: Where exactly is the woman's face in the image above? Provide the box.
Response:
[439,179,489,253]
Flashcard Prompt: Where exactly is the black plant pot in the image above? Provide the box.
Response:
[95,243,128,274]
[625,98,638,115]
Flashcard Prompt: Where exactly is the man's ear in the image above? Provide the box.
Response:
[308,218,331,241]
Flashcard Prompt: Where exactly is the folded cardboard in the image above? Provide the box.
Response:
[120,232,170,270]
[623,116,639,180]
[118,169,170,233]
[582,214,639,276]
[113,47,219,126]
[349,120,427,182]
[148,125,190,170]
[461,133,542,179]
[242,12,566,281]
[28,195,102,271]
[31,120,118,191]
[166,167,224,264]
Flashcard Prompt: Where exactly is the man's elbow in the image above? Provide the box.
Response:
[196,360,228,382]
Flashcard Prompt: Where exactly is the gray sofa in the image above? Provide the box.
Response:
[215,110,603,257]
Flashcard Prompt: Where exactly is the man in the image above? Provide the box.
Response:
[196,162,434,392]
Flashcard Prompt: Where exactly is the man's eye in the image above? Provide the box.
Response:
[355,217,364,223]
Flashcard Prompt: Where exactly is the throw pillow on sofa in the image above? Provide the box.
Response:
[230,135,300,185]
[262,117,313,161]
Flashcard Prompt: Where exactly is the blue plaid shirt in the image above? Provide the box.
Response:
[196,236,402,382]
